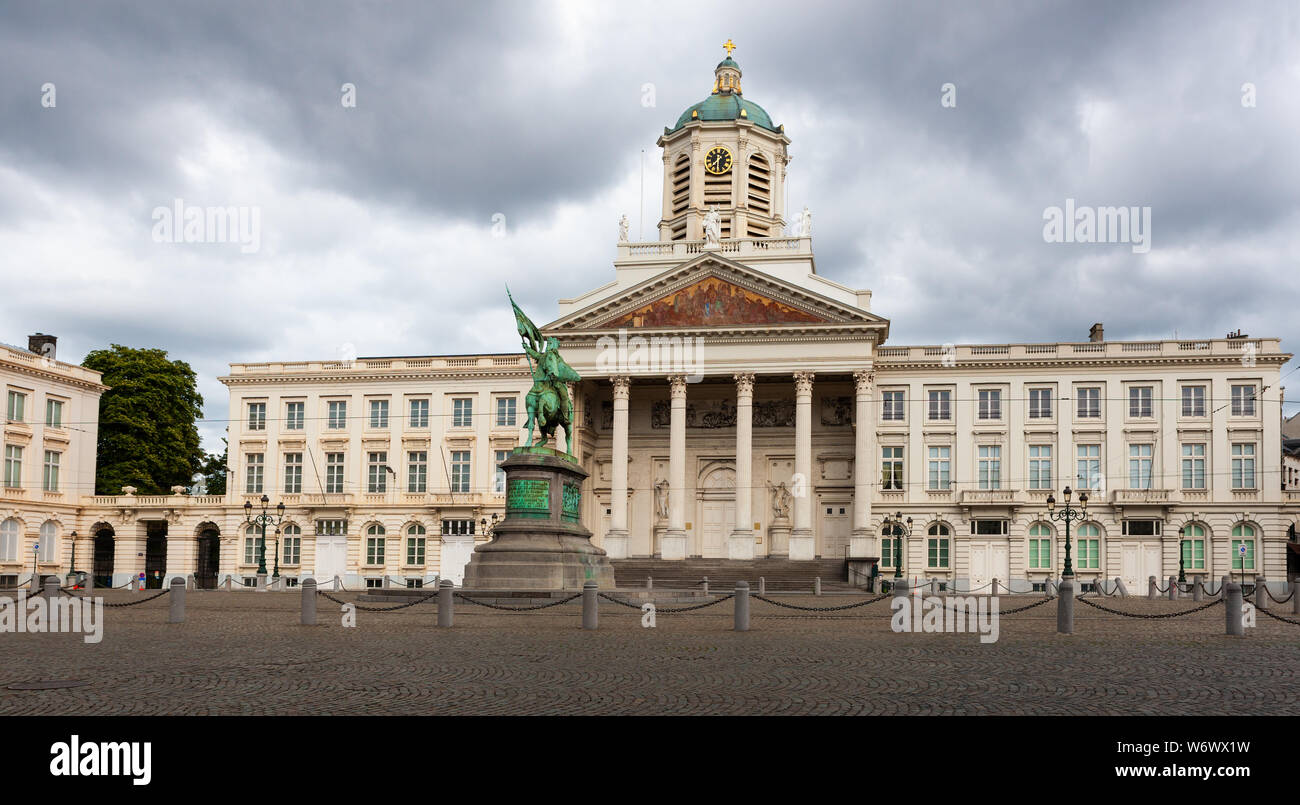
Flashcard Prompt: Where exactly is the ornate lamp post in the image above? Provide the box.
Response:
[884,512,912,580]
[243,495,286,582]
[1177,526,1187,584]
[479,513,500,540]
[1045,486,1088,578]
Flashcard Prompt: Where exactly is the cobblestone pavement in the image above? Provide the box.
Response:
[1,591,1296,715]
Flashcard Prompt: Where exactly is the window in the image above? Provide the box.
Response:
[1028,445,1052,490]
[243,526,260,565]
[927,446,950,490]
[368,399,389,429]
[365,524,386,565]
[1122,520,1160,536]
[881,391,905,421]
[442,519,476,536]
[409,399,429,428]
[971,520,1009,535]
[247,402,266,430]
[0,518,17,561]
[408,451,428,493]
[1181,385,1206,417]
[1231,443,1256,489]
[450,451,471,493]
[316,519,347,536]
[978,445,1001,489]
[1128,444,1153,489]
[1076,523,1101,570]
[494,450,509,494]
[6,391,25,423]
[977,390,1001,420]
[496,397,517,427]
[245,453,264,494]
[283,453,303,494]
[45,399,63,428]
[1180,524,1205,570]
[1126,386,1152,418]
[327,400,347,429]
[285,401,305,430]
[38,521,57,562]
[881,446,904,491]
[1076,387,1101,418]
[367,452,388,493]
[927,390,951,421]
[1028,523,1052,570]
[927,523,950,569]
[1231,525,1255,570]
[1231,385,1256,417]
[42,451,59,492]
[1028,388,1053,419]
[879,532,895,569]
[281,524,301,565]
[1076,445,1101,490]
[325,453,345,494]
[1181,444,1206,490]
[452,398,473,428]
[406,524,426,565]
[3,446,21,488]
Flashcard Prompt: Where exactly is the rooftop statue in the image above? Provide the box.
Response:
[509,288,581,455]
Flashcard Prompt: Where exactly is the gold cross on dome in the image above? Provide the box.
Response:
[723,39,736,57]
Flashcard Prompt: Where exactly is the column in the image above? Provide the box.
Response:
[605,377,630,559]
[850,369,875,558]
[790,371,816,560]
[729,373,755,560]
[662,375,689,560]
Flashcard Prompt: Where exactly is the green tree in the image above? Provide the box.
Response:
[199,439,228,496]
[82,344,205,495]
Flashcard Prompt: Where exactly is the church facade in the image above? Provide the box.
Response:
[1,47,1294,592]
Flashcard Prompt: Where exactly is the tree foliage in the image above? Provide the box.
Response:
[82,344,205,495]
[199,439,228,496]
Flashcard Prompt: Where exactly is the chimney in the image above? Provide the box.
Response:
[27,333,57,360]
[1088,323,1104,343]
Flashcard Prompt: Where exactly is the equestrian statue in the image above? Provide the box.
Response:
[509,288,581,455]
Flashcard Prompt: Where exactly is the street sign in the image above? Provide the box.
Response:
[1239,544,1248,555]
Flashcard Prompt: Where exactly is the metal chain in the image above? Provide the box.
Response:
[101,589,172,608]
[1077,596,1223,619]
[316,588,439,612]
[598,592,735,613]
[455,592,582,611]
[1262,586,1295,605]
[998,596,1057,615]
[1258,607,1300,626]
[751,593,891,612]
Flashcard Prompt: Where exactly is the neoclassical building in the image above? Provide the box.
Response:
[2,47,1295,591]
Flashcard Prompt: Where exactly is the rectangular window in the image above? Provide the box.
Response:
[977,390,1001,420]
[327,400,347,429]
[442,519,476,536]
[283,453,303,494]
[927,390,951,421]
[927,538,949,569]
[1128,386,1153,418]
[366,537,385,566]
[1231,385,1256,417]
[282,535,301,566]
[1028,388,1053,419]
[1128,444,1153,489]
[407,535,426,566]
[881,446,904,491]
[45,399,63,428]
[1231,443,1256,489]
[1076,444,1101,490]
[325,453,345,494]
[1181,385,1206,417]
[367,451,388,493]
[494,450,509,493]
[1076,539,1100,570]
[6,391,25,423]
[1231,540,1255,570]
[3,445,21,488]
[368,399,389,429]
[978,445,1001,490]
[408,451,428,493]
[1028,445,1052,490]
[243,537,258,565]
[245,453,264,494]
[42,450,59,492]
[496,397,517,427]
[927,446,950,490]
[881,391,905,421]
[1076,387,1101,418]
[1181,539,1205,570]
[879,534,894,569]
[1029,539,1052,570]
[452,398,473,428]
[315,519,347,536]
[450,451,471,493]
[247,402,266,430]
[285,401,305,430]
[409,399,429,428]
[1181,443,1206,490]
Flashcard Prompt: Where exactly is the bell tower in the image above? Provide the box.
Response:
[656,42,791,242]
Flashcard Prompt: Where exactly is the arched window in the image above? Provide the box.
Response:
[1028,523,1053,570]
[1076,524,1101,570]
[1231,524,1255,571]
[0,518,19,561]
[406,524,427,566]
[243,525,261,565]
[366,524,386,566]
[746,153,771,237]
[926,523,950,569]
[281,523,301,566]
[38,521,57,562]
[1181,524,1206,571]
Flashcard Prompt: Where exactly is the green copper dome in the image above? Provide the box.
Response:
[670,94,778,133]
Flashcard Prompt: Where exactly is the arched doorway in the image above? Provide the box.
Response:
[196,524,220,589]
[696,463,736,559]
[92,524,115,588]
[145,522,168,588]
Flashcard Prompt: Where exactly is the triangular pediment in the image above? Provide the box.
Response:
[544,254,886,334]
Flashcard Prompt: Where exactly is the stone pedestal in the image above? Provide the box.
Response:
[661,530,687,560]
[727,531,755,560]
[462,448,615,590]
[653,523,667,557]
[768,518,791,557]
[789,532,815,561]
[849,531,873,559]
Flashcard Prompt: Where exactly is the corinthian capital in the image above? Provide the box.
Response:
[793,371,815,397]
[853,369,876,394]
[733,372,755,397]
[611,375,631,400]
[668,375,688,398]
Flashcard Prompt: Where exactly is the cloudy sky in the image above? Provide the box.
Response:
[2,0,1297,451]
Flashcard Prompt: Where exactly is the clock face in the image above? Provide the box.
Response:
[704,146,733,175]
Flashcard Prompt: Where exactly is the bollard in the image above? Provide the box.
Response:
[1193,579,1203,602]
[1292,580,1300,615]
[759,576,766,596]
[187,574,196,591]
[1225,582,1244,636]
[814,577,821,596]
[734,581,750,631]
[85,572,94,592]
[168,577,185,623]
[990,577,998,596]
[646,576,652,590]
[1255,578,1268,612]
[1115,577,1128,597]
[1221,575,1231,597]
[930,578,939,595]
[1168,575,1179,601]
[702,576,709,596]
[1147,576,1157,600]
[256,573,267,592]
[582,581,598,630]
[301,578,317,625]
[334,575,342,592]
[437,579,454,627]
[1057,577,1075,634]
[892,579,910,598]
[43,576,59,598]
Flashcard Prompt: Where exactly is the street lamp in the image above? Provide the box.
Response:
[884,512,912,580]
[1177,526,1187,584]
[479,513,500,540]
[1045,486,1088,578]
[243,495,286,582]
